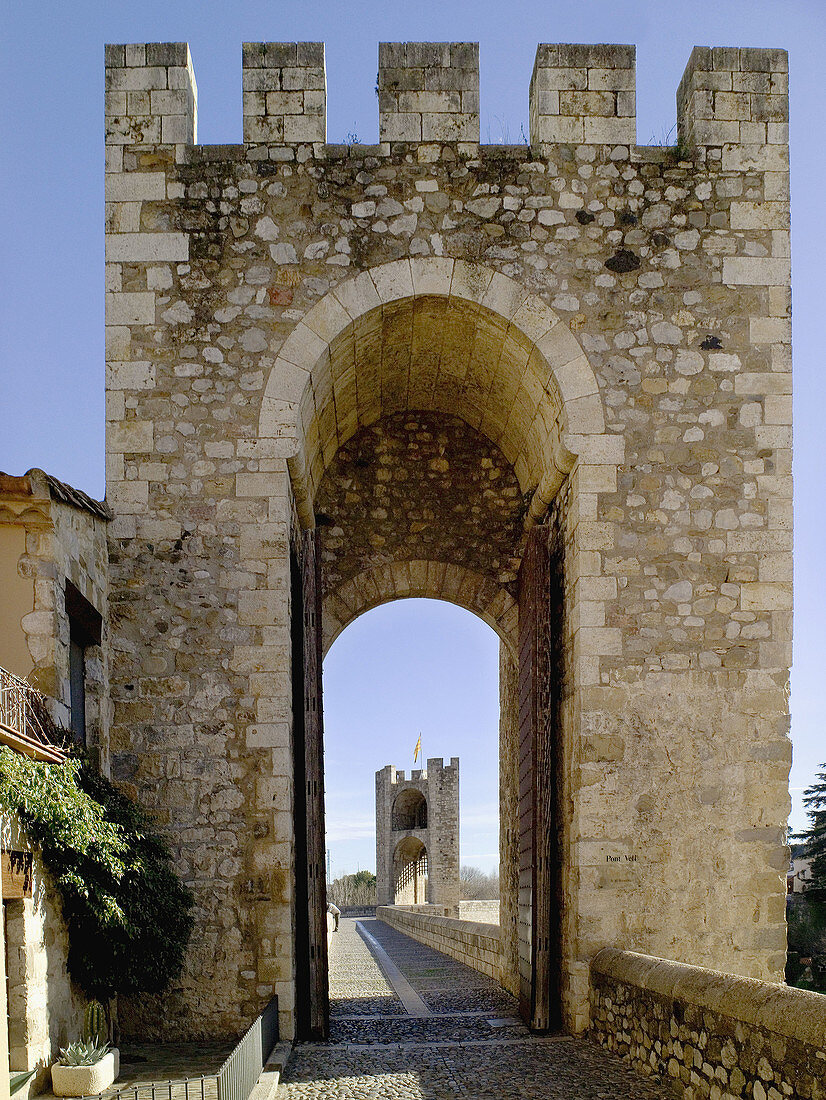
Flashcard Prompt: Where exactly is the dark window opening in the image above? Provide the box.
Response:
[65,582,102,749]
[69,637,86,746]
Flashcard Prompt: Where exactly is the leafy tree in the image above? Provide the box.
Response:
[328,870,376,907]
[797,764,826,900]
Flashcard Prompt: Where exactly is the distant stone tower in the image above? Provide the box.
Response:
[376,757,460,913]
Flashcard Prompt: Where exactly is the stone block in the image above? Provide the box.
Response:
[146,42,190,67]
[105,231,189,262]
[584,116,636,144]
[283,113,325,143]
[106,361,156,389]
[381,113,422,142]
[104,172,166,201]
[243,42,297,67]
[106,291,155,325]
[107,420,154,453]
[105,66,168,92]
[722,257,790,286]
[729,201,789,230]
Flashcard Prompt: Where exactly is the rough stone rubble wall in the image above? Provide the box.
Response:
[590,949,826,1099]
[103,40,791,1039]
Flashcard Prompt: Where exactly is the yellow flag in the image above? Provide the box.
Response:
[413,734,421,763]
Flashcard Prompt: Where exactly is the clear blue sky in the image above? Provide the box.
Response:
[1,0,823,874]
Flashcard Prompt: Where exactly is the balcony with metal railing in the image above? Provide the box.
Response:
[0,666,66,764]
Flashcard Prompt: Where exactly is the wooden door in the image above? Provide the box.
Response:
[291,530,330,1040]
[516,523,563,1031]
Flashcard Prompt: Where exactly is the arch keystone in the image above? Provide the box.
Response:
[410,255,455,296]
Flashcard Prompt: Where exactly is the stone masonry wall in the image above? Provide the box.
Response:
[103,40,791,1038]
[377,905,502,983]
[2,820,87,1095]
[590,948,826,1099]
[316,412,524,601]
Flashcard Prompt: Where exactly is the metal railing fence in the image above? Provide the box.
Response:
[217,996,279,1100]
[87,1077,217,1100]
[83,996,278,1100]
[0,664,66,762]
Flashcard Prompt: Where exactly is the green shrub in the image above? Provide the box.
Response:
[0,748,193,1000]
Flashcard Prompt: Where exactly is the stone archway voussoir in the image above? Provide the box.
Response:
[480,270,528,321]
[301,290,353,345]
[449,259,495,305]
[511,294,560,345]
[410,255,455,296]
[330,270,382,321]
[369,259,415,304]
[276,322,328,372]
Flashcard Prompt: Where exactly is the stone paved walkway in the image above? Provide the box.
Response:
[279,918,674,1099]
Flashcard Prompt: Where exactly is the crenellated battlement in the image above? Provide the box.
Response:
[105,43,197,155]
[530,44,636,147]
[379,757,458,787]
[242,42,325,145]
[104,41,788,159]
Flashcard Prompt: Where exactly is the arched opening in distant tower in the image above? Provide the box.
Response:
[393,837,429,905]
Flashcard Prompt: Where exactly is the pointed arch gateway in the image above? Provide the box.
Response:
[265,259,620,1038]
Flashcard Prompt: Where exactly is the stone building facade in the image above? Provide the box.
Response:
[375,758,460,911]
[102,40,792,1041]
[0,469,110,1091]
[0,470,111,765]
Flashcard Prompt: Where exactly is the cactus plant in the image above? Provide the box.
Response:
[83,1000,108,1045]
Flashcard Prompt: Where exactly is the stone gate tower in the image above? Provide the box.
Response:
[376,758,460,913]
[103,38,792,1042]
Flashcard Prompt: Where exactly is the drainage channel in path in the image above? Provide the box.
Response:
[277,917,675,1098]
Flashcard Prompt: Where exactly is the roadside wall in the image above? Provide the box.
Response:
[458,900,500,922]
[590,948,826,1098]
[376,904,501,982]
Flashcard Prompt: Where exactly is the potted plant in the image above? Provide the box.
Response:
[51,1002,119,1097]
[51,1040,117,1097]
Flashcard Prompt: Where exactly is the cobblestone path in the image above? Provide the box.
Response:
[279,918,674,1099]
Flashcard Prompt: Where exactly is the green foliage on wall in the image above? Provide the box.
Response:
[0,748,193,1000]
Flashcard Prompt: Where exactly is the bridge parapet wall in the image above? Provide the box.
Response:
[590,948,826,1098]
[376,905,502,983]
